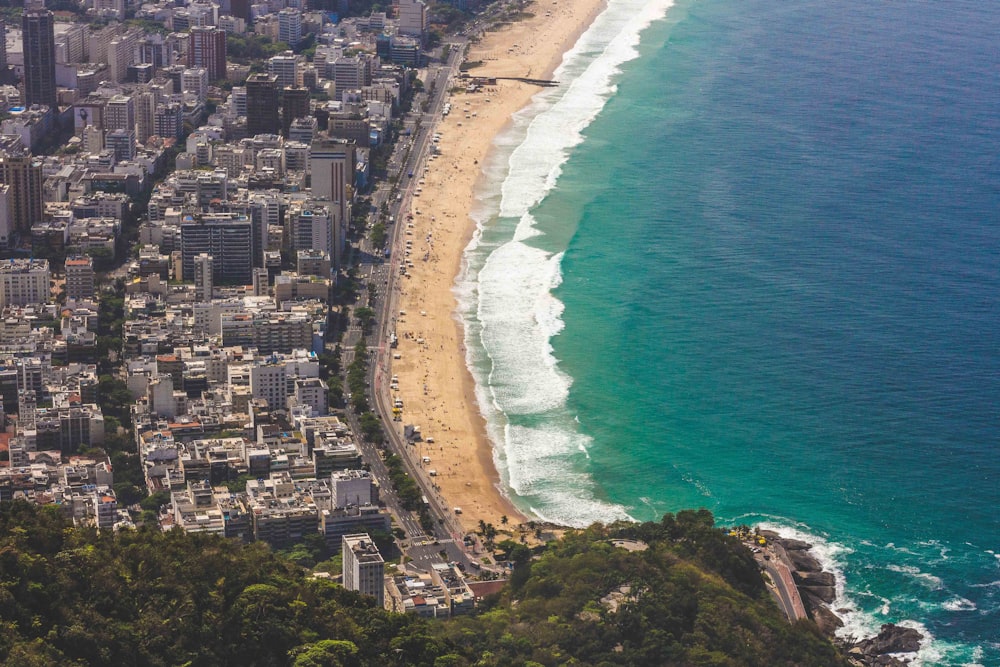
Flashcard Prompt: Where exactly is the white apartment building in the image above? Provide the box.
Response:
[181,67,209,101]
[268,52,299,89]
[342,533,384,605]
[250,359,288,411]
[397,0,427,39]
[0,259,49,307]
[277,9,302,49]
[331,470,374,509]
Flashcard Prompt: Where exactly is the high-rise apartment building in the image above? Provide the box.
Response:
[281,86,310,137]
[246,73,280,137]
[398,0,428,39]
[56,24,87,65]
[108,31,138,83]
[22,9,57,108]
[228,86,247,117]
[188,26,227,81]
[134,90,156,143]
[0,259,50,307]
[0,184,11,250]
[193,252,214,301]
[278,9,303,49]
[0,153,44,234]
[104,94,135,133]
[288,205,333,260]
[310,140,354,205]
[181,67,209,101]
[310,138,353,230]
[0,21,7,69]
[268,51,298,89]
[342,534,384,605]
[180,215,253,285]
[331,56,373,101]
[309,141,353,270]
[64,256,95,300]
[249,359,290,413]
[154,102,183,140]
[105,128,136,162]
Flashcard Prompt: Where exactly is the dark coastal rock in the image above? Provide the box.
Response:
[793,570,836,588]
[787,549,823,572]
[780,538,815,551]
[811,604,844,637]
[801,585,837,605]
[760,530,927,666]
[855,623,923,656]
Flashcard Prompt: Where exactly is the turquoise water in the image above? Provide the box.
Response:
[458,0,1000,662]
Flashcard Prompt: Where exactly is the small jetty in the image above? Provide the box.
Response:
[459,74,559,87]
[494,76,559,87]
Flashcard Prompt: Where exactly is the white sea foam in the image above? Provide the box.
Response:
[499,0,676,220]
[456,0,675,525]
[885,563,945,590]
[477,240,568,415]
[941,597,977,612]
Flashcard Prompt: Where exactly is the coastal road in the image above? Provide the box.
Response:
[757,551,809,622]
[340,43,475,565]
[368,44,475,547]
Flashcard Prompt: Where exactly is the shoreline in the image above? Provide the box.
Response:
[390,5,943,663]
[390,0,608,534]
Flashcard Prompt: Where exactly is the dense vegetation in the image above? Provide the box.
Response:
[444,512,848,666]
[0,503,847,666]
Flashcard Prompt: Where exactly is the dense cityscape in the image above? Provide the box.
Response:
[0,0,486,616]
[0,1,934,665]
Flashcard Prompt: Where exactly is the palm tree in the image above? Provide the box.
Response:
[500,515,508,526]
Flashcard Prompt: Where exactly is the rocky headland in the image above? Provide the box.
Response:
[760,531,924,667]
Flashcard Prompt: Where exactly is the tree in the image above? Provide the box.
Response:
[354,307,375,331]
[359,412,384,444]
[139,489,170,512]
[113,482,145,506]
[86,246,115,272]
[290,639,360,667]
[370,222,387,249]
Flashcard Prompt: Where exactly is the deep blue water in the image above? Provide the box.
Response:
[462,0,1000,662]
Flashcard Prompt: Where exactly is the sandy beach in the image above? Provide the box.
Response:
[389,0,607,533]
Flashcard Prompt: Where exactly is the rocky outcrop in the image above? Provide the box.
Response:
[758,532,924,666]
[787,548,823,573]
[793,570,836,587]
[842,624,924,666]
[765,534,839,620]
[811,604,845,637]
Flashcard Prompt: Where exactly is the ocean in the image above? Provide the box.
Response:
[456,0,1000,663]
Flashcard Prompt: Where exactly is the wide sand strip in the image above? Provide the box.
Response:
[390,0,608,534]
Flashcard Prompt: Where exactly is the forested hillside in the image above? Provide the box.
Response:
[0,503,846,666]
